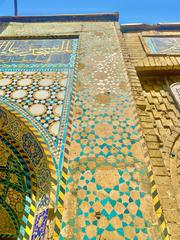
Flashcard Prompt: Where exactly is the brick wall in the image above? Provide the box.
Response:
[122,29,180,240]
[124,31,180,71]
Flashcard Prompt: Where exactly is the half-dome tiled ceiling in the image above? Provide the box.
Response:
[0,105,53,239]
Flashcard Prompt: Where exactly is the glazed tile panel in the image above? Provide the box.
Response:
[0,38,78,238]
[0,38,78,148]
[0,140,27,237]
[145,37,180,55]
[60,30,163,239]
[0,38,77,71]
[0,105,51,239]
[0,71,69,144]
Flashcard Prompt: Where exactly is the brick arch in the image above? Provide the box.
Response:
[0,102,58,239]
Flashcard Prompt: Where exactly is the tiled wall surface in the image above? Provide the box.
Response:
[58,24,163,239]
[0,21,172,239]
[0,31,78,239]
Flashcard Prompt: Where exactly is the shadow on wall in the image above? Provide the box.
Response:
[1,238,17,240]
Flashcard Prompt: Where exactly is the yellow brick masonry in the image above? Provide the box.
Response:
[124,31,180,72]
[121,29,180,239]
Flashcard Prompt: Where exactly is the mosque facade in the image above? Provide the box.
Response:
[0,13,179,239]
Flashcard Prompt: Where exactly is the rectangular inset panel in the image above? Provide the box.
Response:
[143,36,180,55]
[0,38,78,71]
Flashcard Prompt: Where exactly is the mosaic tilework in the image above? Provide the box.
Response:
[53,50,79,237]
[0,105,55,192]
[31,208,49,239]
[0,106,52,238]
[0,22,169,240]
[0,204,17,237]
[0,140,27,237]
[0,95,57,162]
[0,38,77,71]
[0,71,71,144]
[60,29,164,239]
[0,37,78,239]
[18,195,35,240]
[0,38,78,146]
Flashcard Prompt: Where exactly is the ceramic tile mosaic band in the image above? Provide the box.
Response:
[53,43,80,237]
[0,38,78,71]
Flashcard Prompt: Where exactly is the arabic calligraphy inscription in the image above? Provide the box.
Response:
[0,38,77,70]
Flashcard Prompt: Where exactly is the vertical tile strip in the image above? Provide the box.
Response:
[53,36,80,238]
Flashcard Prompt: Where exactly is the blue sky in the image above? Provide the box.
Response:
[0,0,180,24]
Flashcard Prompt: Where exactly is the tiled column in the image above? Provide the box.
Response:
[60,23,163,240]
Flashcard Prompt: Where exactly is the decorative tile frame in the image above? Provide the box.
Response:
[0,101,58,238]
[140,35,180,56]
[0,34,79,239]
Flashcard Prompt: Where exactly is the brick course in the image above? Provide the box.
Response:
[122,29,180,239]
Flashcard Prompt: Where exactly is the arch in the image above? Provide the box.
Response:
[0,102,58,239]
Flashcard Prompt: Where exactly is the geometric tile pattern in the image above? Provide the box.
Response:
[148,163,169,240]
[60,29,164,239]
[0,71,68,143]
[0,139,27,237]
[121,36,170,240]
[53,56,79,236]
[0,21,170,240]
[18,195,36,240]
[0,37,78,239]
[0,106,50,239]
[61,96,162,239]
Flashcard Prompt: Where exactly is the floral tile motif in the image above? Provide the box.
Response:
[0,139,28,237]
[0,38,78,239]
[31,208,49,240]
